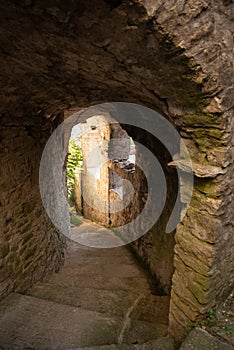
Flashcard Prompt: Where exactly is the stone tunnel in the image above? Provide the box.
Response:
[0,0,233,345]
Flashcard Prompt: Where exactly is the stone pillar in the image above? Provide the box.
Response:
[168,111,234,338]
[79,116,111,226]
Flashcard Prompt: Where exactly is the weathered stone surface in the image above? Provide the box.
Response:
[74,117,136,228]
[0,0,233,342]
[125,335,177,350]
[0,293,121,349]
[179,328,234,350]
[0,116,66,300]
[168,159,227,178]
[0,240,170,349]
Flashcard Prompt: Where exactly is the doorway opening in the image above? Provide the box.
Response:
[66,115,139,230]
[64,109,178,297]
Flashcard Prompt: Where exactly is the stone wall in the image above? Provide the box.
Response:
[74,116,111,226]
[167,116,234,337]
[0,115,66,299]
[131,132,178,296]
[109,161,141,229]
[73,118,177,295]
[73,118,134,226]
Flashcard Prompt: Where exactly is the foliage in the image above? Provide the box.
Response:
[183,308,218,337]
[66,139,83,202]
[183,306,234,339]
[204,308,218,327]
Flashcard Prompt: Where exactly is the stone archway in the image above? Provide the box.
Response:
[0,0,233,339]
[66,107,180,297]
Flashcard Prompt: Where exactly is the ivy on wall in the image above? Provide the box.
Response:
[66,139,83,202]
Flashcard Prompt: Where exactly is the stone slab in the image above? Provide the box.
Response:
[27,283,140,317]
[0,293,121,350]
[179,327,234,350]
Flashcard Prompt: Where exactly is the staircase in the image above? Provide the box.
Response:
[0,230,172,350]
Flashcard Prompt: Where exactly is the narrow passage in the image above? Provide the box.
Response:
[0,219,170,350]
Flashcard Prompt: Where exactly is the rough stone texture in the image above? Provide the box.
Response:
[130,131,178,295]
[0,0,233,340]
[110,163,142,224]
[78,116,111,226]
[179,327,234,350]
[123,335,177,350]
[73,117,134,226]
[0,115,66,300]
[0,238,170,349]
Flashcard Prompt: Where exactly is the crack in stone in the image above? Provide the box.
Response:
[118,293,144,347]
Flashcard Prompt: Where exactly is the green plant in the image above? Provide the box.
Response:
[202,308,218,328]
[224,325,234,336]
[183,308,218,337]
[66,139,83,202]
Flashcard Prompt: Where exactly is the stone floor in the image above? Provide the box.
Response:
[0,217,233,350]
[0,220,174,350]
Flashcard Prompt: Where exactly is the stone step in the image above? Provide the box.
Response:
[0,293,169,350]
[55,246,150,279]
[123,319,168,346]
[0,243,172,349]
[123,334,176,350]
[45,245,155,295]
[26,282,141,318]
[131,294,170,325]
[65,346,118,350]
[0,293,121,350]
[26,283,170,323]
[52,261,144,279]
[45,271,151,294]
[70,336,176,350]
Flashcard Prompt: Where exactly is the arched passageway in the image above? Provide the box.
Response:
[64,108,179,296]
[0,0,233,346]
